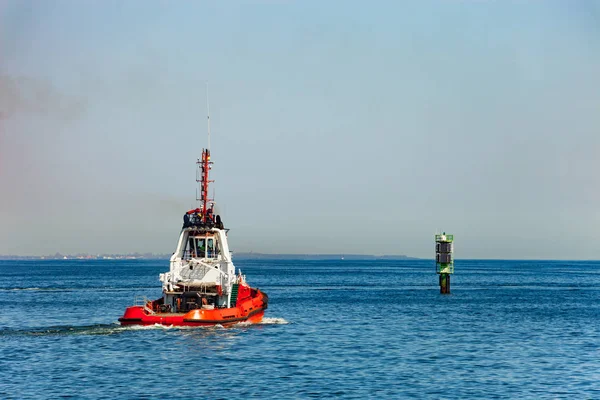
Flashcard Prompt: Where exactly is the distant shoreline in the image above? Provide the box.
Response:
[0,252,417,261]
[234,253,417,260]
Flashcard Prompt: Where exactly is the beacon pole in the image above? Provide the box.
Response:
[435,233,454,294]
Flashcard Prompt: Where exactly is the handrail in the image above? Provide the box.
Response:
[134,295,155,314]
[190,260,230,278]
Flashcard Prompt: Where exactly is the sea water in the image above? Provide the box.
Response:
[0,259,599,399]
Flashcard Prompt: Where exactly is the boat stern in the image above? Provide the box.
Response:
[118,305,147,325]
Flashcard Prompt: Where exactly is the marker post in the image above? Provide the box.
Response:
[435,233,454,294]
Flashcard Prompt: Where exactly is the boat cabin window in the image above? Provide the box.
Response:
[207,238,215,258]
[185,234,219,259]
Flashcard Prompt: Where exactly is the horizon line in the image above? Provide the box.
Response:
[1,253,599,262]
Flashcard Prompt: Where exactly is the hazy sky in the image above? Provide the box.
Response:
[1,0,599,259]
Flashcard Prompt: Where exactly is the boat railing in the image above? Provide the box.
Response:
[193,260,229,278]
[134,295,155,314]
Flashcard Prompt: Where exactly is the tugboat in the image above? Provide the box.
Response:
[119,148,268,326]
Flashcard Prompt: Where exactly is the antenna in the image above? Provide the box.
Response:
[191,83,215,223]
[206,81,211,151]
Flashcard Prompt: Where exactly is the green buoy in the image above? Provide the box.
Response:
[435,232,454,294]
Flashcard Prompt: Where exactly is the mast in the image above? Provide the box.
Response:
[196,149,213,222]
[195,82,213,223]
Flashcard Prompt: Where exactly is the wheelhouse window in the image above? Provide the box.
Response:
[207,238,215,258]
[185,233,219,259]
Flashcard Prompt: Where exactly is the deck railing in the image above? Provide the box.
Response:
[134,295,155,314]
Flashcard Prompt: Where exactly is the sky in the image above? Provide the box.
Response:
[1,0,599,259]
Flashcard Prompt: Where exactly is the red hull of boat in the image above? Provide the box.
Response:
[119,289,268,327]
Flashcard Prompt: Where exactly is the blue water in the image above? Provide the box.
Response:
[0,259,599,399]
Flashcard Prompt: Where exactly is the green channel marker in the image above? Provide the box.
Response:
[435,233,454,294]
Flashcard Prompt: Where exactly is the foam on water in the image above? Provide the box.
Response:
[0,322,237,336]
[260,317,289,325]
[0,323,130,337]
[0,317,290,337]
